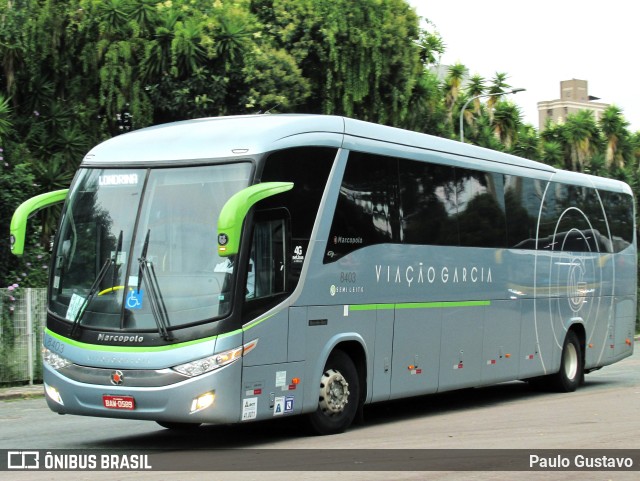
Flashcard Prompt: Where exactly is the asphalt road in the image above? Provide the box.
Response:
[2,344,640,480]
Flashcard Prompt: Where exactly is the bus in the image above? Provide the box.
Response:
[10,114,637,435]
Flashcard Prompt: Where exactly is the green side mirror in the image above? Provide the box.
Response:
[217,182,293,257]
[10,189,69,256]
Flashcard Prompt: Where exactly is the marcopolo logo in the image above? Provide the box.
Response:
[97,333,144,343]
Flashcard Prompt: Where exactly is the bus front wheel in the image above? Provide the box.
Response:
[308,350,359,435]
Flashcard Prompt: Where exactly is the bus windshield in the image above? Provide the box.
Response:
[49,162,252,332]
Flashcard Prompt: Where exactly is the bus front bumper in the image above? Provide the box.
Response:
[43,361,242,425]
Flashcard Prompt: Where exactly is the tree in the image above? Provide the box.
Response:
[563,110,600,172]
[513,124,540,160]
[0,93,12,139]
[0,148,40,286]
[443,63,466,125]
[541,140,565,168]
[414,23,445,66]
[256,0,423,125]
[486,72,511,115]
[491,100,522,150]
[402,69,449,136]
[458,75,486,140]
[599,105,630,170]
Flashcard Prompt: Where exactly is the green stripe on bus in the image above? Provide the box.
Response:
[45,328,231,352]
[44,310,278,353]
[349,300,491,312]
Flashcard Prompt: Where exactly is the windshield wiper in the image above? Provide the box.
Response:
[69,259,111,338]
[138,229,174,341]
[69,230,123,339]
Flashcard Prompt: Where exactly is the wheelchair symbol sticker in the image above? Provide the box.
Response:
[126,289,143,310]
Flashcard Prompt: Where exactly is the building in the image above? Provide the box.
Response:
[537,79,609,130]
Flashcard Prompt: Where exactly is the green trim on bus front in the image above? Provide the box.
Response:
[349,300,491,312]
[45,328,226,353]
[10,189,69,256]
[43,310,278,353]
[217,182,294,256]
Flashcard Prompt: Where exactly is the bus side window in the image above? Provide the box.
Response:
[260,147,336,282]
[325,152,400,262]
[245,210,288,296]
[242,210,290,322]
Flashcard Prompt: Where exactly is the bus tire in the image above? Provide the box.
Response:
[308,350,359,435]
[156,421,202,430]
[550,330,583,392]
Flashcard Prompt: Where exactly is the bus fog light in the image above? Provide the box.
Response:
[191,391,215,413]
[44,382,64,405]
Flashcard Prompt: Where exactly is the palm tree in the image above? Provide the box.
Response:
[172,19,208,78]
[443,63,467,124]
[486,72,511,115]
[214,15,252,69]
[142,10,179,82]
[512,125,540,160]
[541,141,565,168]
[415,27,445,66]
[127,0,158,33]
[563,110,600,172]
[466,75,486,114]
[457,75,485,140]
[491,100,521,150]
[0,94,12,140]
[403,70,450,136]
[599,105,630,170]
[97,0,130,37]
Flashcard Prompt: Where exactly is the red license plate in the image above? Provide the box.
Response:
[103,395,135,410]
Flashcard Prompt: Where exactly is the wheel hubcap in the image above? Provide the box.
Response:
[564,343,578,380]
[318,368,350,415]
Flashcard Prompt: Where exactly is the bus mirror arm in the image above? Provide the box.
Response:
[10,189,69,256]
[217,182,293,257]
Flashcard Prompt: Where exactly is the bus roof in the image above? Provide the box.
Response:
[81,114,630,194]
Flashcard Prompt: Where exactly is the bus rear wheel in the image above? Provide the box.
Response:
[530,330,583,392]
[550,330,583,392]
[308,350,359,435]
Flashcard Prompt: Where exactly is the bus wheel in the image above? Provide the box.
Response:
[308,350,359,435]
[156,421,202,430]
[550,330,583,392]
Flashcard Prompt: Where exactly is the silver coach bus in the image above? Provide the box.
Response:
[11,115,636,435]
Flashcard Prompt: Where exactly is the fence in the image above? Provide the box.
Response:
[0,288,47,385]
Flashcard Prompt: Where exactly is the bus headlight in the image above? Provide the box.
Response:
[43,347,72,370]
[172,339,258,377]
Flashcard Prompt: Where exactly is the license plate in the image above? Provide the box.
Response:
[103,395,135,410]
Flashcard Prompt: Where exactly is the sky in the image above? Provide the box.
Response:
[408,0,639,131]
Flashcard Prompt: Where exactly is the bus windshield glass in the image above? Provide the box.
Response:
[49,162,252,331]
